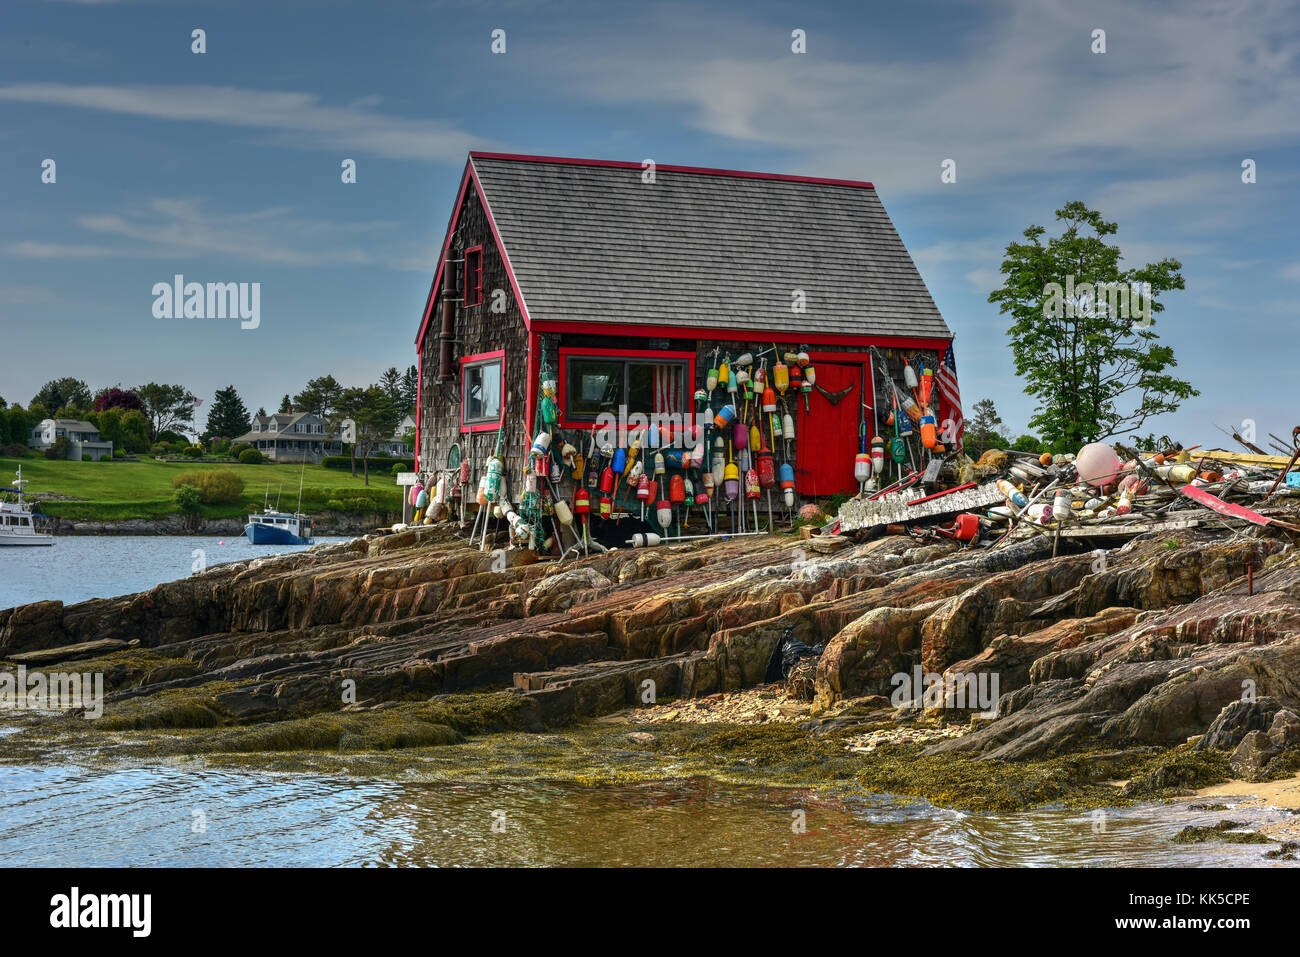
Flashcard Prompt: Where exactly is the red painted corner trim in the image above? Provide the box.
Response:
[415,352,423,472]
[525,331,540,445]
[459,349,506,434]
[468,151,874,190]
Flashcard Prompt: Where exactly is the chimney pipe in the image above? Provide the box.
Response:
[437,239,463,382]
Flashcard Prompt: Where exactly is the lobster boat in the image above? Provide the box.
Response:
[244,509,314,545]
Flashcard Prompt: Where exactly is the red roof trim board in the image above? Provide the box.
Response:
[533,320,950,351]
[467,159,534,332]
[415,158,537,350]
[415,160,474,349]
[467,152,874,190]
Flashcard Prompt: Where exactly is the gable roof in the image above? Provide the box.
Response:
[452,153,950,342]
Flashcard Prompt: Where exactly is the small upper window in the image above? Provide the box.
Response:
[464,246,484,307]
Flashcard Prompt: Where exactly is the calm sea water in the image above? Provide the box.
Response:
[0,535,349,610]
[0,763,1292,867]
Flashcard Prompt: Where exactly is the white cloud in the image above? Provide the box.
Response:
[524,0,1300,195]
[7,241,115,258]
[12,199,409,268]
[0,83,497,161]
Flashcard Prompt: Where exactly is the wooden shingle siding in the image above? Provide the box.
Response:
[419,180,530,483]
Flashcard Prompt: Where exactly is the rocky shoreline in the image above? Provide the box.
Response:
[41,512,386,536]
[2,517,1299,828]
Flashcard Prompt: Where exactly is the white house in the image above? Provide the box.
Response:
[229,411,342,464]
[29,419,114,461]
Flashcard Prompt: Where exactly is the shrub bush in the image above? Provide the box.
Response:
[389,461,409,476]
[46,435,72,460]
[238,448,264,465]
[173,484,203,512]
[1,444,29,458]
[171,469,245,505]
[229,443,252,458]
[322,455,409,471]
[181,445,204,458]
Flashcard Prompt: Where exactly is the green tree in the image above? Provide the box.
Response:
[32,377,92,413]
[293,375,343,421]
[965,398,1007,455]
[120,410,150,453]
[401,364,418,413]
[90,407,126,451]
[278,394,293,414]
[988,201,1197,449]
[379,367,404,412]
[255,406,267,418]
[204,385,252,441]
[136,383,198,440]
[339,384,400,485]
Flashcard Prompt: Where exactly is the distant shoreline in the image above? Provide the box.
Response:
[41,514,381,537]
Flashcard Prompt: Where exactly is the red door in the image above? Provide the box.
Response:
[795,361,871,498]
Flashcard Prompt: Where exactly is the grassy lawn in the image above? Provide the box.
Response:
[0,454,404,521]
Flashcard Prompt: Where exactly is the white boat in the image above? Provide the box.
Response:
[0,466,55,546]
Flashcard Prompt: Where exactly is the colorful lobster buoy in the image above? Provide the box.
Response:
[780,462,795,507]
[724,462,740,501]
[600,465,614,494]
[761,386,777,414]
[804,363,816,387]
[773,359,789,394]
[758,443,775,489]
[904,359,919,391]
[871,435,885,476]
[920,409,937,449]
[744,468,760,500]
[996,478,1027,508]
[485,456,504,503]
[733,421,747,451]
[854,452,872,484]
[714,404,736,431]
[656,498,672,528]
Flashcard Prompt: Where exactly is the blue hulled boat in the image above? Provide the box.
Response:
[244,510,314,545]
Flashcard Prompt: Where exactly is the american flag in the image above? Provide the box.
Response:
[653,364,682,416]
[936,343,963,449]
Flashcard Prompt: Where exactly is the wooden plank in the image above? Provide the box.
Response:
[839,482,1005,531]
[1194,449,1293,468]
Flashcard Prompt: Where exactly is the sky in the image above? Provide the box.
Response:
[1,0,1297,444]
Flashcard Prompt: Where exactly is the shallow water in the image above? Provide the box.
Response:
[0,764,1292,867]
[0,535,349,610]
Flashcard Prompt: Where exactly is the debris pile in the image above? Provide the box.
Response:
[835,430,1300,548]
